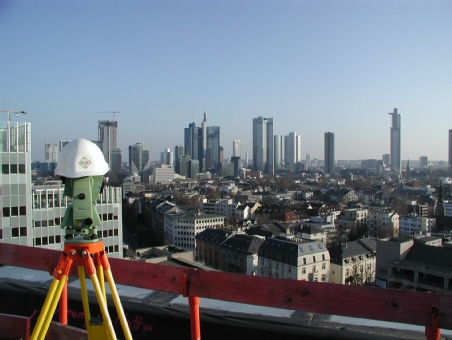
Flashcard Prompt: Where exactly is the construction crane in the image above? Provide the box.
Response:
[98,111,121,121]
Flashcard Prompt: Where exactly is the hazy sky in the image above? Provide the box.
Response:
[1,1,451,163]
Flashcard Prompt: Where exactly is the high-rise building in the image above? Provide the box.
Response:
[206,126,220,171]
[98,120,118,166]
[233,140,241,157]
[382,153,391,168]
[174,145,184,160]
[129,143,150,176]
[160,148,174,165]
[306,154,311,164]
[274,135,283,171]
[252,116,274,174]
[231,156,241,177]
[176,156,191,177]
[45,143,58,163]
[388,109,401,174]
[419,156,428,168]
[324,132,335,175]
[1,117,32,245]
[285,132,301,172]
[110,148,122,172]
[449,130,452,173]
[184,113,219,173]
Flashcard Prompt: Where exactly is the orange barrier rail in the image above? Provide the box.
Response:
[1,243,450,339]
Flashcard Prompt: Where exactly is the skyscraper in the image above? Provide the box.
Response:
[129,143,150,176]
[98,120,118,166]
[206,126,220,171]
[252,116,274,174]
[160,148,174,165]
[233,140,241,157]
[285,132,301,172]
[324,132,335,175]
[419,156,428,168]
[449,130,452,173]
[274,135,283,171]
[45,143,58,163]
[388,108,401,174]
[174,145,184,160]
[184,113,219,172]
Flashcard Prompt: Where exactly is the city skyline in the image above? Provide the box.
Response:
[1,1,451,162]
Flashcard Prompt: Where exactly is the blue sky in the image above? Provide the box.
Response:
[1,0,451,163]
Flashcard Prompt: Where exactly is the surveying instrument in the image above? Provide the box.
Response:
[31,138,132,340]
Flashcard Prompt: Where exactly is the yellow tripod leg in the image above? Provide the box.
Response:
[78,265,94,339]
[36,274,68,340]
[90,272,117,339]
[30,277,61,340]
[104,269,133,340]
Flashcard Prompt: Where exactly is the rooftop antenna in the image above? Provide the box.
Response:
[193,111,195,123]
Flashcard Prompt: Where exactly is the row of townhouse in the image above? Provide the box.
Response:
[196,229,331,281]
[336,207,436,238]
[200,198,261,221]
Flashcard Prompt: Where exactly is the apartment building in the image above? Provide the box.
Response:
[219,234,264,275]
[367,208,399,238]
[328,238,376,285]
[163,208,224,250]
[399,214,436,236]
[196,228,232,269]
[258,235,330,282]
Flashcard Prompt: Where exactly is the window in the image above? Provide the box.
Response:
[20,206,26,215]
[56,235,61,243]
[49,236,55,244]
[11,207,18,216]
[20,227,27,236]
[55,218,61,226]
[42,220,47,227]
[10,164,17,174]
[19,164,25,174]
[2,164,9,174]
[322,254,325,261]
[322,263,326,270]
[42,237,48,245]
[12,228,19,237]
[3,207,10,217]
[35,238,42,246]
[48,220,54,227]
[313,256,316,263]
[114,229,118,236]
[302,268,306,274]
[108,229,113,237]
[303,257,306,265]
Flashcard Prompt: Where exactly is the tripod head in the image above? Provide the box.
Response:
[55,138,109,243]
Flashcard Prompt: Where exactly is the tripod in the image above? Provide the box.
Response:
[31,240,132,340]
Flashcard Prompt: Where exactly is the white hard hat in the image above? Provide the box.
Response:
[55,138,109,178]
